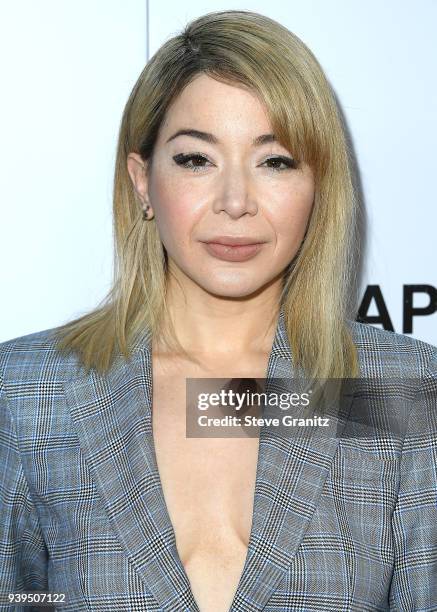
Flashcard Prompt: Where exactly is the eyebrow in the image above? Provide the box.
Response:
[165,128,277,147]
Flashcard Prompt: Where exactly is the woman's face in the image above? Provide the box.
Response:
[127,73,315,299]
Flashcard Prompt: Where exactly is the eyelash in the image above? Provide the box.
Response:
[172,152,298,173]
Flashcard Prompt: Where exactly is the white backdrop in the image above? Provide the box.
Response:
[1,0,436,345]
[0,0,147,341]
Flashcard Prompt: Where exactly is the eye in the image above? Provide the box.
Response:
[173,153,212,172]
[263,156,297,171]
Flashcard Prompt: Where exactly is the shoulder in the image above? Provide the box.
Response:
[346,320,437,379]
[344,323,436,459]
[0,325,85,392]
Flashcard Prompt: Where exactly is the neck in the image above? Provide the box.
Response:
[155,277,282,359]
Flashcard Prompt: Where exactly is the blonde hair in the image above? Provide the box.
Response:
[54,9,360,379]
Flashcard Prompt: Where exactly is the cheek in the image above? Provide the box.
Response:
[149,179,199,251]
[274,183,314,248]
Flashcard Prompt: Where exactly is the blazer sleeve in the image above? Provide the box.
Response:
[0,378,49,609]
[388,348,437,611]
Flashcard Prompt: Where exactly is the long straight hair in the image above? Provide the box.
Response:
[54,9,360,379]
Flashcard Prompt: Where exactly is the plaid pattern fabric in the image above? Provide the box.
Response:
[0,308,436,611]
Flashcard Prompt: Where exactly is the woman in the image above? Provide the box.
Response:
[1,9,436,612]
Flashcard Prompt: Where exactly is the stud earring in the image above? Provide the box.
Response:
[142,204,151,220]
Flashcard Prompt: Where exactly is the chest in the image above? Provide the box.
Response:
[151,358,267,611]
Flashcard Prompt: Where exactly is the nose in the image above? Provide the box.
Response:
[212,163,258,219]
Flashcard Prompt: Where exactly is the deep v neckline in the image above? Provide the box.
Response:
[148,345,269,611]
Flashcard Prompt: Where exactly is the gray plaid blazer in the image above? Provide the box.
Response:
[1,309,436,611]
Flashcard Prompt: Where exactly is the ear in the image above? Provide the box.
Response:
[126,152,155,219]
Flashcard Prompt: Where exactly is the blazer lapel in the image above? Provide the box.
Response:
[63,309,353,612]
[63,330,201,611]
[229,311,353,611]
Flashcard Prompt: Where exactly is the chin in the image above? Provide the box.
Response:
[194,273,268,299]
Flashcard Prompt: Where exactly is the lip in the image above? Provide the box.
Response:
[203,235,265,246]
[202,241,264,262]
